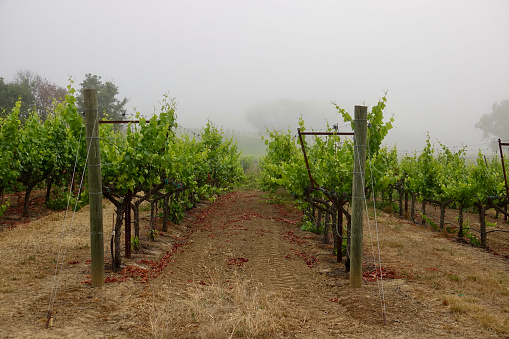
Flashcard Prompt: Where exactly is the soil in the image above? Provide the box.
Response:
[0,190,508,338]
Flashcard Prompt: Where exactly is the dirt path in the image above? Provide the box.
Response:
[0,190,508,338]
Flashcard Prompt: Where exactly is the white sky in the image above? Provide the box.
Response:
[1,0,508,152]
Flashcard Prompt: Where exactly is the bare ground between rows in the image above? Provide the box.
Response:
[0,190,507,338]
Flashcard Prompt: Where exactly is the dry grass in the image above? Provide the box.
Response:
[0,205,102,279]
[372,213,509,335]
[149,272,293,338]
[442,294,509,333]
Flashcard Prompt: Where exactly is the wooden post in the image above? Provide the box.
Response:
[337,208,343,263]
[85,89,105,287]
[316,209,322,234]
[324,210,330,244]
[125,191,132,259]
[405,191,409,214]
[350,105,367,288]
[479,203,487,247]
[162,195,169,232]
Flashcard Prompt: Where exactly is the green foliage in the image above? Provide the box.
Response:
[299,220,315,232]
[169,198,185,223]
[240,156,254,172]
[486,221,497,228]
[0,79,85,216]
[423,216,439,231]
[149,228,159,239]
[76,73,129,123]
[0,79,244,226]
[261,94,395,205]
[46,189,82,212]
[257,92,507,251]
[0,101,22,205]
[263,193,291,205]
[131,236,140,251]
[470,152,504,204]
[398,137,504,212]
[464,225,481,247]
[199,121,244,188]
[259,127,302,194]
[0,77,36,122]
[368,145,400,196]
[333,91,394,157]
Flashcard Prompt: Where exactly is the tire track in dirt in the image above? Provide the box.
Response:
[242,217,302,293]
[164,191,311,293]
[147,190,355,337]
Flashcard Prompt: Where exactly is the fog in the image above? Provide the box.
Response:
[1,0,508,153]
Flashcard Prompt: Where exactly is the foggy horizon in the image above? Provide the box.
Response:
[1,0,508,154]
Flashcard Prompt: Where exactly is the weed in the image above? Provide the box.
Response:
[149,229,159,240]
[299,220,315,233]
[264,193,290,205]
[46,189,82,211]
[131,236,140,251]
[427,217,439,231]
[464,226,481,247]
[459,219,481,246]
[446,226,455,233]
[447,274,461,282]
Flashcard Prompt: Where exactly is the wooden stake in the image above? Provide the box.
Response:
[350,105,367,288]
[85,89,105,287]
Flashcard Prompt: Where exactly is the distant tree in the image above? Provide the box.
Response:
[246,98,308,134]
[0,77,36,122]
[475,100,509,149]
[245,98,338,135]
[76,73,129,122]
[14,70,67,121]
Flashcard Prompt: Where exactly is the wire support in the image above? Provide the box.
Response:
[362,136,388,325]
[47,115,98,327]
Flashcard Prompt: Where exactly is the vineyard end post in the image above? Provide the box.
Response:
[85,89,105,287]
[350,105,367,288]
